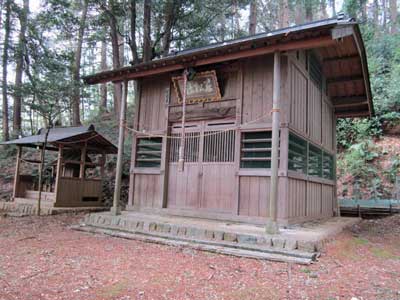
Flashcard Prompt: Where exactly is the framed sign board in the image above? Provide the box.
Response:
[172,70,221,104]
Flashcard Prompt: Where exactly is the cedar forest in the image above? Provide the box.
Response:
[0,0,399,200]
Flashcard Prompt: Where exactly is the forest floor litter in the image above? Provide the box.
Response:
[0,213,399,300]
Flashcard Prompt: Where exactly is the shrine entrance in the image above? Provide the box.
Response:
[167,119,237,214]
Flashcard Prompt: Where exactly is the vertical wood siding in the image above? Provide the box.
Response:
[242,56,273,124]
[133,174,162,208]
[238,176,270,217]
[306,181,322,217]
[308,81,322,143]
[289,64,308,133]
[287,178,334,220]
[138,76,168,131]
[322,96,334,151]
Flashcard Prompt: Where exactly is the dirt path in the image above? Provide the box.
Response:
[0,214,399,300]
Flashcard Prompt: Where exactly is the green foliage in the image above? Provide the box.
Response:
[385,155,400,184]
[336,117,382,149]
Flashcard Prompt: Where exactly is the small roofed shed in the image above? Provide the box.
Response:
[2,125,117,211]
[82,16,374,227]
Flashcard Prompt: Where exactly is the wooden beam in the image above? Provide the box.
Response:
[335,111,370,118]
[54,145,63,200]
[327,75,364,84]
[323,54,359,63]
[332,96,367,105]
[88,35,336,84]
[266,51,281,234]
[111,79,128,215]
[334,101,369,108]
[12,146,22,199]
[79,142,87,179]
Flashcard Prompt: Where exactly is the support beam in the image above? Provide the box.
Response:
[332,96,367,106]
[54,145,63,198]
[37,128,50,216]
[335,111,370,118]
[79,142,87,179]
[266,51,281,234]
[127,80,141,210]
[334,101,369,109]
[12,146,22,199]
[326,75,363,85]
[86,35,336,85]
[323,54,359,63]
[111,79,128,215]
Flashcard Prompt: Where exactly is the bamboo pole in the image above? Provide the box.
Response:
[111,79,128,215]
[266,51,281,234]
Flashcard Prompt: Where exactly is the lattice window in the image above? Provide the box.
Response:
[308,144,322,177]
[169,132,200,163]
[240,131,272,168]
[135,137,162,168]
[288,133,307,174]
[203,130,235,162]
[322,151,334,180]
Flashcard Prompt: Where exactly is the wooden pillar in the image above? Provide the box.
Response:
[54,145,63,201]
[79,142,87,179]
[111,79,128,215]
[12,146,22,200]
[178,69,188,172]
[127,80,141,210]
[266,51,281,234]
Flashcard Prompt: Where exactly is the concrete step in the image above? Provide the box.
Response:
[77,213,320,264]
[73,225,315,264]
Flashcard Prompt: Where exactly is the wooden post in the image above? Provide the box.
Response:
[111,79,128,215]
[127,80,141,210]
[79,142,87,179]
[266,51,281,234]
[178,69,188,172]
[54,145,63,201]
[12,146,22,200]
[37,128,50,216]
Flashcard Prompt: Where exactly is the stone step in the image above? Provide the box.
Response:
[78,213,319,264]
[73,225,314,265]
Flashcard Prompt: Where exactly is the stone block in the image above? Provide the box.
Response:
[297,241,317,253]
[284,239,298,250]
[237,234,257,244]
[223,232,238,242]
[272,238,285,249]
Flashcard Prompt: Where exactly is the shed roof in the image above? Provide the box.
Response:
[1,124,117,154]
[83,15,373,118]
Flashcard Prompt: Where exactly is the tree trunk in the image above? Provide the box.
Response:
[305,0,313,22]
[320,0,328,19]
[2,0,11,141]
[13,0,29,138]
[100,39,108,112]
[108,0,122,117]
[249,0,257,35]
[143,0,152,62]
[161,0,175,57]
[295,0,304,24]
[373,0,380,31]
[71,0,88,126]
[382,0,387,30]
[330,0,336,16]
[390,0,397,34]
[129,0,139,63]
[279,0,289,28]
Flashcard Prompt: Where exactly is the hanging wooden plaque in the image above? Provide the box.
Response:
[172,70,221,104]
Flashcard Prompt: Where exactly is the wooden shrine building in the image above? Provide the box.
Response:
[84,17,373,226]
[2,125,117,211]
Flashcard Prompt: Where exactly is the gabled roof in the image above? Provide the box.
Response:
[83,15,373,118]
[1,124,117,154]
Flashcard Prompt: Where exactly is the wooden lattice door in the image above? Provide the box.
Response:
[167,120,236,213]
